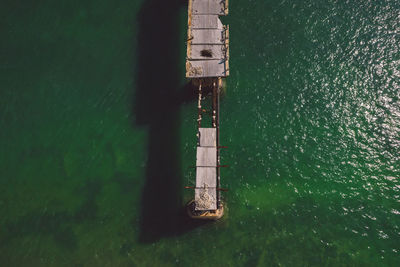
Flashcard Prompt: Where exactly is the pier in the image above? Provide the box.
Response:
[186,0,229,220]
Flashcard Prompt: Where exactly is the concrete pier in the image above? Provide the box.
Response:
[186,0,229,78]
[186,0,229,220]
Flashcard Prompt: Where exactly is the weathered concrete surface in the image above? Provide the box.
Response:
[186,0,229,78]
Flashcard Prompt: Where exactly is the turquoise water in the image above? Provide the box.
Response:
[1,0,399,265]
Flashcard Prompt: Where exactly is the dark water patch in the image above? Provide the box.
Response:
[73,178,102,222]
[113,171,137,195]
[0,178,103,251]
[105,142,117,171]
[19,145,65,171]
[1,210,77,251]
[119,240,135,256]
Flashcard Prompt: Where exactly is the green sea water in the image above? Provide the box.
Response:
[1,0,399,266]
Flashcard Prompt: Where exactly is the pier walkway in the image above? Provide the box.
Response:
[186,0,229,218]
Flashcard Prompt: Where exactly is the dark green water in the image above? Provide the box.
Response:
[1,0,399,266]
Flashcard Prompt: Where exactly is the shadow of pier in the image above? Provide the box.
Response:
[134,0,208,243]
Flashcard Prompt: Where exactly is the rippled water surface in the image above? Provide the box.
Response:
[1,0,399,266]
